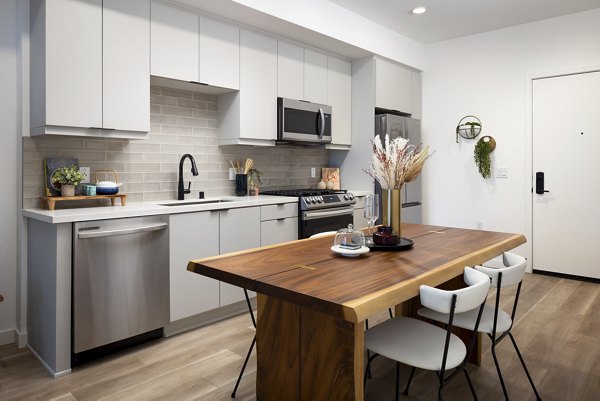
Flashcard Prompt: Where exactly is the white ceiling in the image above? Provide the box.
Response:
[329,0,600,43]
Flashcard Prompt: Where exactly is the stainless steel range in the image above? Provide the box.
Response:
[262,189,356,238]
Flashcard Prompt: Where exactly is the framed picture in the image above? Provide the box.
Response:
[44,157,79,196]
[322,167,340,190]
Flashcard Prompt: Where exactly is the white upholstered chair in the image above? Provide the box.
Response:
[365,267,491,401]
[309,231,337,238]
[418,252,542,401]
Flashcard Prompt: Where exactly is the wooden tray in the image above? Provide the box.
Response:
[40,194,127,211]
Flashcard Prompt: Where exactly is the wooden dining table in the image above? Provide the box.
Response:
[187,223,526,401]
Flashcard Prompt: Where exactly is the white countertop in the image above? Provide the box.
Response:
[22,195,299,224]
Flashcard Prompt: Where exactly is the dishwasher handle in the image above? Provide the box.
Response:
[77,222,168,239]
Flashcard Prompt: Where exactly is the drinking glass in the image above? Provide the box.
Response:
[364,194,379,245]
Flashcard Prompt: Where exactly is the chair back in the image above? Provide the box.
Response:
[420,267,490,314]
[475,252,526,288]
[310,231,337,238]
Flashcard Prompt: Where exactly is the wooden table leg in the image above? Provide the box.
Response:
[256,294,365,401]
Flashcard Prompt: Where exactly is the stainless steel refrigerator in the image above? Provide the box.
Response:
[374,113,422,224]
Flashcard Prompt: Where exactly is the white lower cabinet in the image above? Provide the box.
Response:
[219,207,261,306]
[169,211,220,322]
[260,202,298,246]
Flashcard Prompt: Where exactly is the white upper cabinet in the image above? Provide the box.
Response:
[375,57,412,114]
[277,41,304,100]
[30,0,150,138]
[218,29,277,146]
[150,0,199,82]
[199,17,239,89]
[103,0,150,132]
[327,56,352,147]
[304,49,328,104]
[32,0,103,130]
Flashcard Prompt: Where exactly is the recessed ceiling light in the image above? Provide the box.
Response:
[411,6,427,15]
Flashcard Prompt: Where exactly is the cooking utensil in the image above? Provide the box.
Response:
[243,158,254,174]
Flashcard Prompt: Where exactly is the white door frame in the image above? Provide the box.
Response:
[524,63,600,273]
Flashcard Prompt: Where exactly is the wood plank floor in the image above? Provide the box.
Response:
[0,273,598,401]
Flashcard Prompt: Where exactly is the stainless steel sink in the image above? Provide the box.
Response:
[159,200,234,207]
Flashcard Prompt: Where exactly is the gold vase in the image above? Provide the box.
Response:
[382,189,402,237]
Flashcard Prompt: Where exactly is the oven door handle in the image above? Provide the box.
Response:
[303,206,354,221]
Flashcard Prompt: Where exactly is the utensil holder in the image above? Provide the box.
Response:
[235,174,248,196]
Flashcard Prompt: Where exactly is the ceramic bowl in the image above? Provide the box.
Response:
[372,226,399,245]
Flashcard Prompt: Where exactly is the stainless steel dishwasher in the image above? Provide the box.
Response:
[73,216,169,354]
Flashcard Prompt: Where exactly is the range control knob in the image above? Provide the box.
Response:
[343,194,349,200]
[348,193,354,200]
[317,196,323,203]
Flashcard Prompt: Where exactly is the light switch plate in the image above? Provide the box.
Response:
[229,168,236,180]
[495,167,508,178]
[310,167,316,178]
[80,166,91,183]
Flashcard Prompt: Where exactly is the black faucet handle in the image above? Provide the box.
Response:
[184,181,192,194]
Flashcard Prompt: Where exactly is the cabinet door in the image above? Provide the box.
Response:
[277,41,304,100]
[261,217,298,246]
[304,49,328,104]
[327,56,352,146]
[170,211,220,322]
[219,207,261,305]
[375,57,411,113]
[239,30,277,141]
[45,0,102,128]
[103,0,150,132]
[150,0,198,82]
[411,70,422,120]
[199,17,239,89]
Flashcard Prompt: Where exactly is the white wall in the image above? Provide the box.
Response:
[421,9,600,258]
[229,0,425,70]
[0,0,19,345]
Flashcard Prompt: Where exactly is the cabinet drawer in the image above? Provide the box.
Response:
[261,203,298,221]
[261,218,298,246]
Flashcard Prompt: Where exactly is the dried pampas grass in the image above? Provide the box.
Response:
[364,135,431,189]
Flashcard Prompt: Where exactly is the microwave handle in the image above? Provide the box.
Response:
[317,108,325,139]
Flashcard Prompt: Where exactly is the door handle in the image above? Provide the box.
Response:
[317,108,325,139]
[78,223,168,239]
[535,172,550,194]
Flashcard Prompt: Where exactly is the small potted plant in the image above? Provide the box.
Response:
[248,168,263,196]
[474,136,496,179]
[51,165,86,197]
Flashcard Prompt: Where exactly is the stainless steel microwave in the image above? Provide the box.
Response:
[277,97,332,144]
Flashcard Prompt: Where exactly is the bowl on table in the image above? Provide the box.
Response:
[372,226,399,245]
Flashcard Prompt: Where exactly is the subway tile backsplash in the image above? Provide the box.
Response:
[22,85,330,209]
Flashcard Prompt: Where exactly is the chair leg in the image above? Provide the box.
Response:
[438,384,445,401]
[403,366,416,395]
[366,350,373,379]
[508,333,542,401]
[364,352,375,391]
[491,343,510,401]
[231,335,256,398]
[463,368,479,401]
[395,361,400,401]
[388,308,394,319]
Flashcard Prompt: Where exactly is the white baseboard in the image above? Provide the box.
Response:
[27,344,71,378]
[0,329,15,346]
[15,328,27,348]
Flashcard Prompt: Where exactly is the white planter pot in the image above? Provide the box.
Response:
[61,184,75,197]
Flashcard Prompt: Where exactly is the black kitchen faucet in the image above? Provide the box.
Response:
[178,154,199,200]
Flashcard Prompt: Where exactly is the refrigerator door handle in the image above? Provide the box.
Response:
[402,202,422,207]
